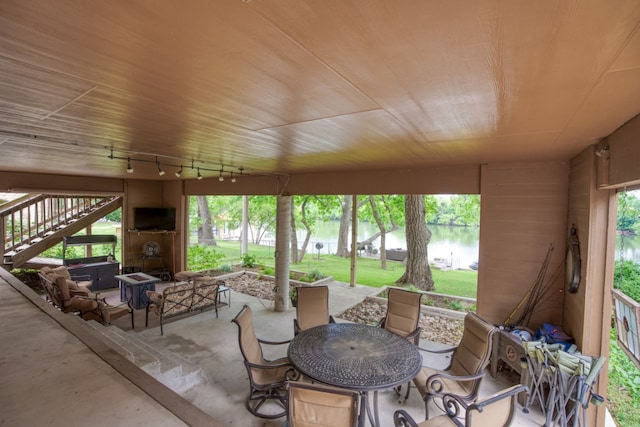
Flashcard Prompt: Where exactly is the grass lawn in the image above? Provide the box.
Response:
[193,239,478,299]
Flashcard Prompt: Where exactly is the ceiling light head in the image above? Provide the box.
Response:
[231,172,236,183]
[175,165,183,178]
[197,167,203,180]
[126,157,134,174]
[218,169,224,181]
[156,158,165,176]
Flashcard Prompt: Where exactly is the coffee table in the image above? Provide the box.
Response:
[288,323,422,427]
[116,272,161,309]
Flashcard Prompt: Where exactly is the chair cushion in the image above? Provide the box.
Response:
[417,414,457,427]
[71,297,98,312]
[448,313,494,379]
[101,304,131,324]
[289,384,357,427]
[251,357,291,387]
[52,266,72,280]
[296,286,331,332]
[385,288,422,338]
[414,366,470,397]
[192,279,219,310]
[146,290,163,305]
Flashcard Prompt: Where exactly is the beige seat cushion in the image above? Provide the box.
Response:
[414,366,470,398]
[288,382,358,427]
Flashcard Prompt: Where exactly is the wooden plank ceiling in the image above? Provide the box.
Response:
[0,0,639,181]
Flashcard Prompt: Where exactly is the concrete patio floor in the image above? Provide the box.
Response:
[1,268,611,426]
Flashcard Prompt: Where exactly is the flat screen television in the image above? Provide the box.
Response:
[133,207,176,231]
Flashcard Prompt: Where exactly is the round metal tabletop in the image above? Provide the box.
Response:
[288,323,422,391]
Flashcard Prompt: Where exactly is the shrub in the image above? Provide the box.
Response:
[261,267,275,276]
[301,269,325,282]
[187,244,225,272]
[608,327,640,425]
[240,253,258,268]
[219,264,233,273]
[448,300,464,311]
[614,260,640,302]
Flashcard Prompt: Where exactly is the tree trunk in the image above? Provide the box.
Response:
[396,195,434,291]
[290,207,299,263]
[336,196,351,257]
[297,196,312,263]
[369,195,388,270]
[197,196,216,246]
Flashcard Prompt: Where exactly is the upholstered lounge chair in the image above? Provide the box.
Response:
[232,305,298,419]
[39,268,133,328]
[38,269,93,313]
[293,285,335,335]
[413,312,497,419]
[393,384,529,426]
[287,381,359,427]
[39,266,94,306]
[41,266,93,290]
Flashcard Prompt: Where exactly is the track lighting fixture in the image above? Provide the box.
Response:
[106,147,246,180]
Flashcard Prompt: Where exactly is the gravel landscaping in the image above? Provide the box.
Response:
[222,273,464,346]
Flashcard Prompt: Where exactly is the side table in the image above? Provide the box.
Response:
[218,285,230,308]
[116,272,161,309]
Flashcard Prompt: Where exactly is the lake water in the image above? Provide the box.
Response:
[288,222,480,269]
[278,221,640,268]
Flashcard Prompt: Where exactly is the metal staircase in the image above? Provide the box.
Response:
[1,194,122,269]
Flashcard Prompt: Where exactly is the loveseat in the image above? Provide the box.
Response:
[145,277,223,335]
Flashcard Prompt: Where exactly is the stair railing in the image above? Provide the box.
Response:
[1,194,117,256]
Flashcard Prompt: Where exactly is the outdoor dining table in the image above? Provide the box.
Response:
[287,322,422,427]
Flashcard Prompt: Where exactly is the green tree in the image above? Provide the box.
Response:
[618,190,640,235]
[614,259,640,302]
[291,195,321,263]
[360,195,403,269]
[247,196,277,244]
[197,196,216,246]
[104,208,122,223]
[450,195,480,226]
[396,195,434,291]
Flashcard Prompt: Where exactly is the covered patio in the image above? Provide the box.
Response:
[1,266,580,426]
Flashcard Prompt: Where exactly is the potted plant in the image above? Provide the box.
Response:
[290,286,298,307]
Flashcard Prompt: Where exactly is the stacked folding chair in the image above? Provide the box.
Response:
[520,339,605,427]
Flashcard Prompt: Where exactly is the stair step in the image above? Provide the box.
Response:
[81,321,204,394]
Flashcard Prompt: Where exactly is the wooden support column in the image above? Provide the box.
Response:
[241,195,248,255]
[275,195,292,312]
[350,194,358,288]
